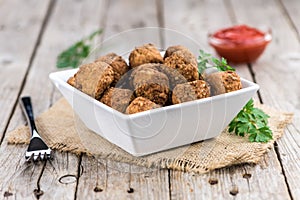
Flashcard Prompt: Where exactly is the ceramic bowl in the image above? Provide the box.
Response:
[208,25,272,63]
[49,28,259,156]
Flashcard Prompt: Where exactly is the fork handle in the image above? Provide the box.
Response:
[20,96,37,135]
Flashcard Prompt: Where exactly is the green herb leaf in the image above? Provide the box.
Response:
[198,50,272,142]
[197,50,272,143]
[197,50,211,74]
[56,29,103,68]
[197,50,235,73]
[228,99,273,143]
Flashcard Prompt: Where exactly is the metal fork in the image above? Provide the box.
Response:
[20,96,52,162]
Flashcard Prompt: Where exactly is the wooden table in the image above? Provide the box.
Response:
[0,0,299,199]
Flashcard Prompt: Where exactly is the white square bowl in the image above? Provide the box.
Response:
[49,68,259,156]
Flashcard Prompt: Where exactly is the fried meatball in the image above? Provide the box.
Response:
[164,51,199,82]
[164,45,198,69]
[100,87,134,113]
[132,65,169,105]
[114,69,133,90]
[74,62,114,99]
[129,43,163,68]
[205,71,242,95]
[130,63,160,77]
[67,76,75,87]
[95,53,129,86]
[172,80,210,104]
[114,63,160,90]
[164,45,196,63]
[164,45,187,58]
[155,63,188,89]
[125,97,161,114]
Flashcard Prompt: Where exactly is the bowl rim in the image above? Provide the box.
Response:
[49,68,259,119]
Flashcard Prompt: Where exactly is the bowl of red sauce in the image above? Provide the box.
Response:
[208,24,272,63]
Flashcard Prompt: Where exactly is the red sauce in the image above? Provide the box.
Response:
[212,25,265,45]
[209,24,272,63]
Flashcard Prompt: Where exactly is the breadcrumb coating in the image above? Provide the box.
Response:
[172,80,210,104]
[100,87,134,113]
[129,43,163,68]
[125,97,161,114]
[96,53,129,86]
[74,61,114,99]
[205,71,242,95]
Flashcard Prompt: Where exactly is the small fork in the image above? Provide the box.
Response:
[20,96,52,162]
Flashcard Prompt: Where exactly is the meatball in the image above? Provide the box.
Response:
[114,63,160,91]
[100,87,134,113]
[125,97,161,114]
[164,45,188,58]
[132,65,170,105]
[155,63,187,89]
[74,61,114,99]
[67,76,75,87]
[129,43,163,68]
[164,51,199,82]
[164,45,198,68]
[172,80,210,104]
[205,71,242,95]
[114,69,133,90]
[130,63,160,81]
[95,53,129,86]
[164,45,197,65]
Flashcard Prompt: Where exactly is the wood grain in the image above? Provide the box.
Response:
[75,0,170,199]
[0,0,51,198]
[28,0,107,199]
[0,0,299,199]
[0,144,45,199]
[280,0,300,39]
[0,0,106,199]
[231,0,300,199]
[103,0,160,37]
[170,148,290,200]
[77,157,169,199]
[163,0,291,199]
[0,0,51,141]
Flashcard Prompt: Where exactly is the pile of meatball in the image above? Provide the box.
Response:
[67,44,242,114]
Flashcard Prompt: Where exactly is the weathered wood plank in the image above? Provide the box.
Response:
[76,0,170,199]
[161,0,232,51]
[27,0,108,199]
[163,0,291,199]
[170,148,290,200]
[22,0,107,111]
[103,0,160,37]
[0,144,47,199]
[280,0,300,38]
[231,0,300,199]
[0,0,50,141]
[0,0,297,199]
[78,158,169,199]
[0,0,51,199]
[0,0,107,199]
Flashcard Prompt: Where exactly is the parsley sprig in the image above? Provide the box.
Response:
[198,50,235,73]
[56,29,103,68]
[228,99,272,142]
[197,50,272,142]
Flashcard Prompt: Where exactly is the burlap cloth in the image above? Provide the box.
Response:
[7,98,293,174]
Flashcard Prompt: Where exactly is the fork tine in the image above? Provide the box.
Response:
[40,153,45,160]
[20,96,52,162]
[33,153,39,162]
[25,153,34,162]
